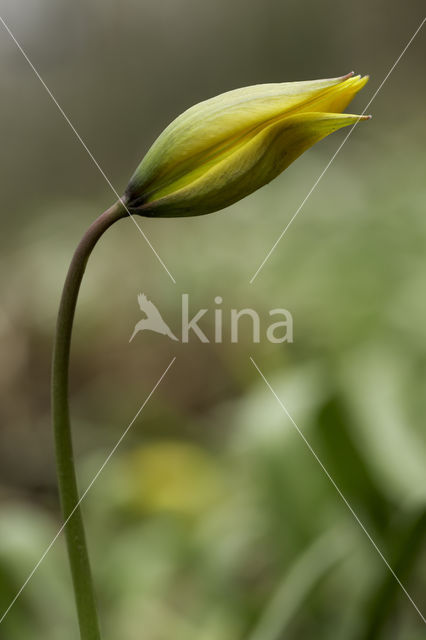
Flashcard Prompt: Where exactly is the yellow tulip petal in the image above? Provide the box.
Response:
[126,74,368,206]
[138,112,370,217]
[299,74,368,115]
[125,74,370,217]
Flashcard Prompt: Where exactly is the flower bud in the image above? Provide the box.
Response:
[125,72,370,217]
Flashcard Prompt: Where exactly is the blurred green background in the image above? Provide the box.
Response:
[0,1,425,639]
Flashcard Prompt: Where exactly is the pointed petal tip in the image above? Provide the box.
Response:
[346,114,372,121]
[341,72,369,84]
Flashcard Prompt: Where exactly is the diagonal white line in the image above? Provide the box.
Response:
[0,15,176,284]
[249,16,426,284]
[249,356,426,624]
[0,356,176,625]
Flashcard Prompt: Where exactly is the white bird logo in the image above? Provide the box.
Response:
[129,293,179,343]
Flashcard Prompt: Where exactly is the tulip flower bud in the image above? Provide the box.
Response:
[125,72,370,218]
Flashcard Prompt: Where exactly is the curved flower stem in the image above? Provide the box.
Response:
[52,200,127,640]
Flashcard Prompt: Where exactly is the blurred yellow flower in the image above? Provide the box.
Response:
[125,72,370,217]
[121,442,223,517]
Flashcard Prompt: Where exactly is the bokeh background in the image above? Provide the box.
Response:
[0,1,425,639]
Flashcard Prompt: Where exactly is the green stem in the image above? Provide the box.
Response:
[52,200,127,640]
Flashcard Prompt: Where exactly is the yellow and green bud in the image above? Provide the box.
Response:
[125,72,370,218]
